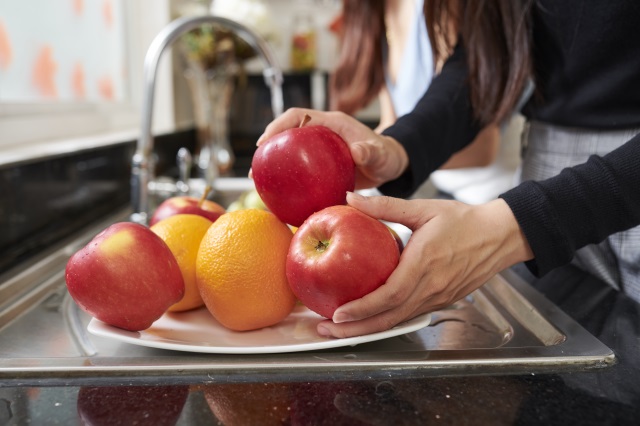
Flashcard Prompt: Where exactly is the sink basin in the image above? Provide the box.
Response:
[0,178,615,386]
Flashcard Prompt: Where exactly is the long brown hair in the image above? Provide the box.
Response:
[330,0,533,125]
[426,0,533,124]
[329,0,385,115]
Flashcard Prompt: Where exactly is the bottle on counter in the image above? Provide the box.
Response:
[290,10,317,71]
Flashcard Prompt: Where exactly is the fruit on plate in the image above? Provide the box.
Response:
[149,195,225,226]
[196,209,296,331]
[226,188,268,212]
[150,214,213,312]
[251,114,356,227]
[286,205,400,319]
[65,222,184,331]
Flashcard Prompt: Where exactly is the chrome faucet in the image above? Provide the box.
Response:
[131,15,284,225]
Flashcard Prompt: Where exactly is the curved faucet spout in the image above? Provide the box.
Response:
[131,15,284,225]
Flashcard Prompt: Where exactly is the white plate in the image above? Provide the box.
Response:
[87,304,431,354]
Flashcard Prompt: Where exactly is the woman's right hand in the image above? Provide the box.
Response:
[316,192,535,339]
[258,108,409,189]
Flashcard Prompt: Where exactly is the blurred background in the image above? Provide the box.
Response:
[0,0,349,273]
[0,0,522,272]
[0,0,350,161]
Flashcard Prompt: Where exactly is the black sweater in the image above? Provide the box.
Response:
[380,0,640,276]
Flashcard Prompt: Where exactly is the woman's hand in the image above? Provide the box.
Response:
[258,108,409,189]
[317,192,534,338]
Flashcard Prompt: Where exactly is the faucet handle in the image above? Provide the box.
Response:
[176,147,192,194]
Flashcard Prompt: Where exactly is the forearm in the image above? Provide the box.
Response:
[379,42,482,198]
[439,125,500,169]
[500,134,640,275]
[374,86,397,134]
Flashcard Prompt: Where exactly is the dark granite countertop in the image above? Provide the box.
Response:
[1,263,638,425]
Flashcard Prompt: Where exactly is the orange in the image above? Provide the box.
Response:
[196,209,296,331]
[150,214,213,312]
[201,383,291,426]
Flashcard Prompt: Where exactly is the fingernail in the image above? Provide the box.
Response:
[317,324,332,337]
[332,310,352,323]
[256,134,265,146]
[248,168,253,179]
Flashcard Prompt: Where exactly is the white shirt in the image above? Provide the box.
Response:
[383,0,522,204]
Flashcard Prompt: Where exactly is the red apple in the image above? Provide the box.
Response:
[65,222,185,331]
[251,119,356,227]
[386,225,405,254]
[149,196,225,226]
[77,385,189,425]
[286,205,400,319]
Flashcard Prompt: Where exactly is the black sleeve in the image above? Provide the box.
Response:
[378,42,482,198]
[500,134,640,276]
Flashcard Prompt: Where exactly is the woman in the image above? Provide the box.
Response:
[330,0,513,204]
[259,0,640,338]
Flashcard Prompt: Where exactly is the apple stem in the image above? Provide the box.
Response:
[198,185,212,208]
[299,114,311,128]
[314,240,328,253]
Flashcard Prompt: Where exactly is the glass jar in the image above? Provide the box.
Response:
[290,11,317,71]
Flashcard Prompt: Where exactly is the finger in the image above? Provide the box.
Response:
[323,273,450,339]
[318,307,407,338]
[349,143,387,188]
[332,260,419,323]
[328,216,460,328]
[348,140,388,170]
[260,109,371,145]
[349,142,370,166]
[346,192,435,230]
[257,107,314,145]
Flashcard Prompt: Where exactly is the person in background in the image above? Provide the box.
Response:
[259,0,640,338]
[330,0,525,204]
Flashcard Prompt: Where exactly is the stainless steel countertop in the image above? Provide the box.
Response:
[0,180,615,387]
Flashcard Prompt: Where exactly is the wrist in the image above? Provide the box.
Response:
[383,135,409,180]
[480,198,534,270]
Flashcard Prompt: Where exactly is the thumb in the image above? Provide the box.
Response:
[350,142,373,167]
[350,141,390,171]
[346,192,432,230]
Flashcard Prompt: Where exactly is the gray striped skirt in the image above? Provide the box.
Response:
[519,121,640,302]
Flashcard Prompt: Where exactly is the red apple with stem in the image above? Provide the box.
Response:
[251,114,356,227]
[286,205,400,319]
[65,222,185,331]
[149,186,225,226]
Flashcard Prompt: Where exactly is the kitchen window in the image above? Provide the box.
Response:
[0,0,177,166]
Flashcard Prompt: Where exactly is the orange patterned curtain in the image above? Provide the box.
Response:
[0,0,126,102]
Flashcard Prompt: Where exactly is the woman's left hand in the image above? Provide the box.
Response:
[317,192,534,338]
[257,108,409,190]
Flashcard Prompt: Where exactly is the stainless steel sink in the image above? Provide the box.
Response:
[0,178,615,386]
